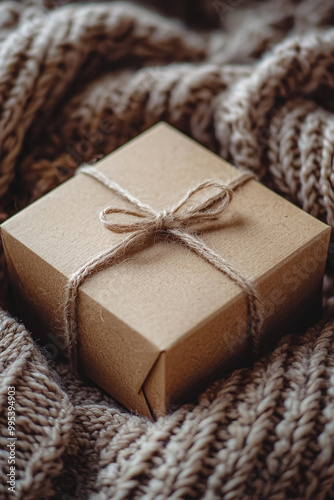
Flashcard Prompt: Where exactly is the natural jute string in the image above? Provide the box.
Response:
[63,165,262,370]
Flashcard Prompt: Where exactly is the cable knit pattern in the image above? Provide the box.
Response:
[1,1,334,498]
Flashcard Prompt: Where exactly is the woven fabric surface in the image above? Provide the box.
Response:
[1,0,334,498]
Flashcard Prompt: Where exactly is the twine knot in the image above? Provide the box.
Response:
[154,211,174,232]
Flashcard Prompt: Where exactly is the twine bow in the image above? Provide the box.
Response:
[64,165,262,370]
[100,178,234,235]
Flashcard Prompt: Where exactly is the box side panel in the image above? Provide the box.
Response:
[1,229,159,417]
[78,294,160,417]
[165,229,330,409]
[165,294,249,408]
[1,229,68,342]
[256,228,330,344]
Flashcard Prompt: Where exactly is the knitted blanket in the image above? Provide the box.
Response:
[1,0,334,498]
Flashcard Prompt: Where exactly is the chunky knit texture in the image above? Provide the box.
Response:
[1,1,334,498]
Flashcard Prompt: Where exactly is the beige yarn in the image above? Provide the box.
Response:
[1,1,334,499]
[64,166,260,368]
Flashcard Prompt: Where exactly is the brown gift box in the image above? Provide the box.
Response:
[1,123,330,418]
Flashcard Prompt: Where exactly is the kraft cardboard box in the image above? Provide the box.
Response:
[1,123,330,418]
